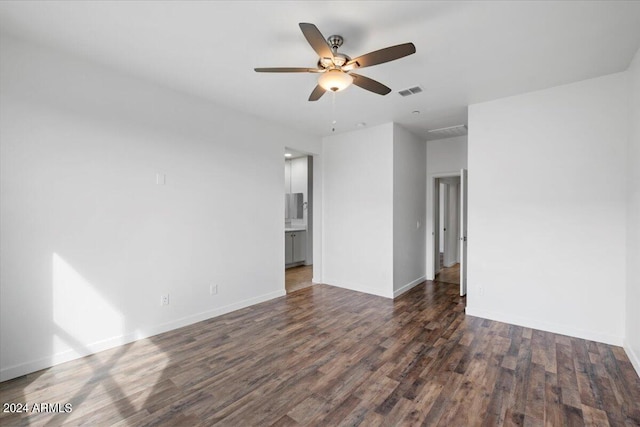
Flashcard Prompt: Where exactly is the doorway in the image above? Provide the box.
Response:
[431,169,467,296]
[434,176,461,285]
[284,148,314,293]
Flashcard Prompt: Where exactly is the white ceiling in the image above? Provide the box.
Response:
[1,1,639,140]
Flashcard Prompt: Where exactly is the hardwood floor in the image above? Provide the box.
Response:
[1,282,639,426]
[285,264,313,293]
[436,252,460,285]
[435,263,460,285]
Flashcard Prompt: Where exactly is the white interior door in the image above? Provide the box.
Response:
[441,182,449,265]
[459,168,468,296]
[433,179,441,276]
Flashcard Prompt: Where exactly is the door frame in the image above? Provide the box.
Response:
[459,168,468,296]
[283,147,322,289]
[427,171,462,280]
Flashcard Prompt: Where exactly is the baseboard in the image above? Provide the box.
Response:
[393,276,426,298]
[324,276,427,299]
[465,306,624,347]
[623,340,640,377]
[323,277,393,299]
[285,261,305,269]
[0,289,286,382]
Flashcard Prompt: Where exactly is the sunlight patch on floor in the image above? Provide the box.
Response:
[43,253,169,413]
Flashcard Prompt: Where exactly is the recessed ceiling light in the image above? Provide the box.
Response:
[412,110,420,115]
[357,122,367,127]
[285,153,292,157]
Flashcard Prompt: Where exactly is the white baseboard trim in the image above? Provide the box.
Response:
[323,278,393,299]
[465,306,624,347]
[623,340,640,377]
[393,276,426,298]
[0,289,286,382]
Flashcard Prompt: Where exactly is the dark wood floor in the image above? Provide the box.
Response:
[285,264,313,293]
[435,263,460,285]
[1,281,639,426]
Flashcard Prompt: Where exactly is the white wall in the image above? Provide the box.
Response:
[312,154,323,282]
[427,136,468,174]
[305,157,314,265]
[284,160,292,193]
[392,124,426,296]
[426,136,468,279]
[0,35,321,381]
[322,123,426,299]
[322,124,394,298]
[625,48,640,374]
[466,72,628,345]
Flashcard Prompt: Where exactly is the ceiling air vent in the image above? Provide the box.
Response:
[427,124,468,139]
[398,86,423,97]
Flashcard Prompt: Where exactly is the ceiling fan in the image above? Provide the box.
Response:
[255,23,416,101]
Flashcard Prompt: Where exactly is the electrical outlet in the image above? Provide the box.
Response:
[210,284,218,295]
[160,294,169,306]
[478,287,484,297]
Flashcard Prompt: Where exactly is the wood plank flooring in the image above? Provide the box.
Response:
[435,263,460,285]
[1,281,639,426]
[285,265,313,294]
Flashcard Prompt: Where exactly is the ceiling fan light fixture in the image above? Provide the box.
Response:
[318,70,353,92]
[255,23,415,101]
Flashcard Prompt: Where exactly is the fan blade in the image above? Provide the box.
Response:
[351,73,391,95]
[308,85,326,101]
[343,43,416,70]
[254,67,323,73]
[299,23,334,60]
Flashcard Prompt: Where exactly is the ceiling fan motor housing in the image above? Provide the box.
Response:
[319,53,350,69]
[327,35,344,50]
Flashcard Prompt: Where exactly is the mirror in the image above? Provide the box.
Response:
[285,193,304,219]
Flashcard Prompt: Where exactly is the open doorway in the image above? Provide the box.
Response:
[431,170,468,296]
[434,176,461,285]
[284,148,314,293]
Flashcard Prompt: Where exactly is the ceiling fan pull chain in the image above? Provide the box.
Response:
[331,91,337,132]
